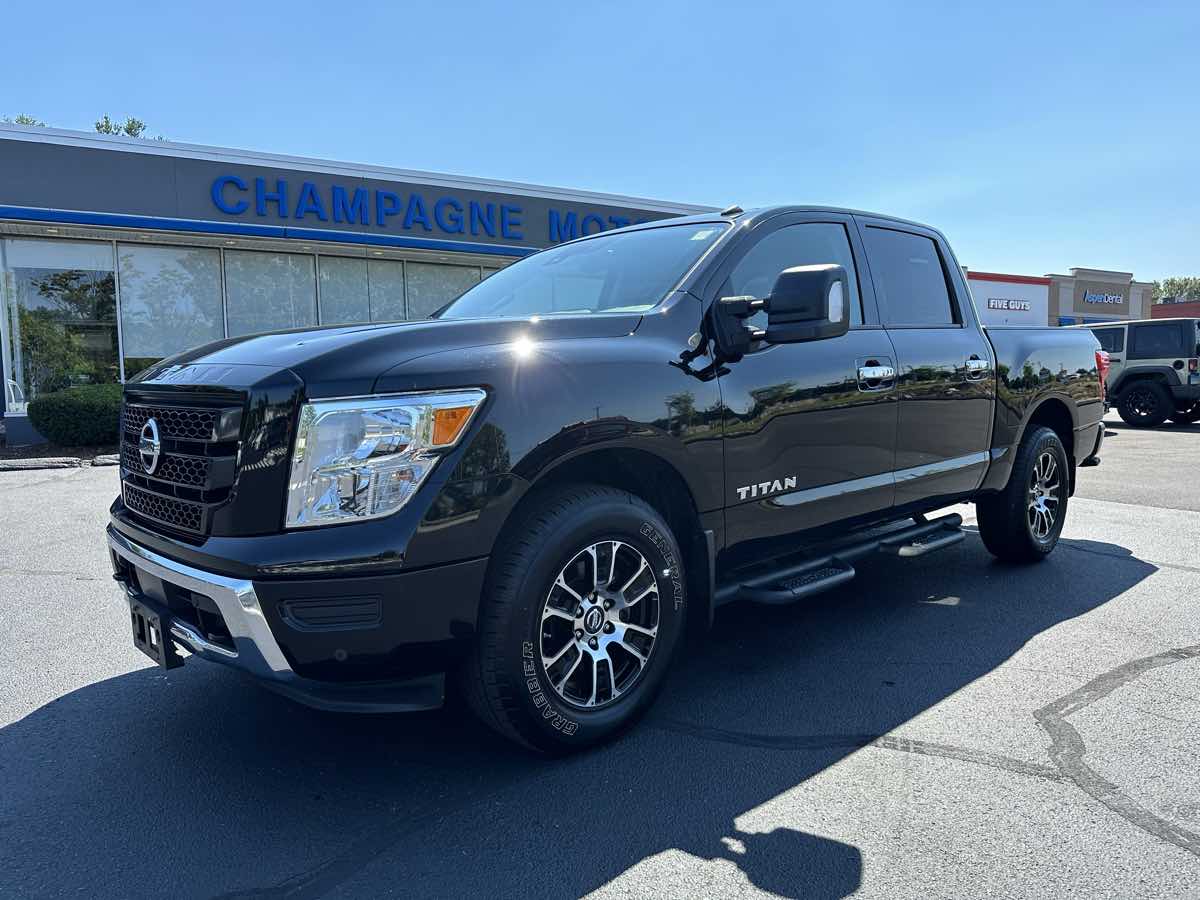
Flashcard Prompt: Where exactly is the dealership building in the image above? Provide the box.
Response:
[0,124,710,441]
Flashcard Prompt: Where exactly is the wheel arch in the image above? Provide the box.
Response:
[494,446,714,633]
[1110,367,1179,398]
[1023,396,1076,495]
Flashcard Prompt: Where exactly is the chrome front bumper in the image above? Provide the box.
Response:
[106,527,445,712]
[108,527,293,678]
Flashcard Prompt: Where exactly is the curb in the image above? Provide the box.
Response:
[0,457,83,471]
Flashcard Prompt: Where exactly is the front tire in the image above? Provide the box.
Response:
[1117,381,1171,427]
[460,484,687,753]
[977,426,1069,563]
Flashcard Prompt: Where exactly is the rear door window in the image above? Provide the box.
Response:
[1091,327,1125,353]
[1129,322,1185,359]
[863,227,958,326]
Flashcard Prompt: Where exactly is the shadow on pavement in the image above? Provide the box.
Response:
[0,537,1156,899]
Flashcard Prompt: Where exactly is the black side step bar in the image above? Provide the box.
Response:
[715,513,963,607]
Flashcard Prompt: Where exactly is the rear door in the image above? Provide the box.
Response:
[714,212,899,561]
[856,218,995,508]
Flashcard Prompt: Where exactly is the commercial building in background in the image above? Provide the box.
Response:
[966,271,1051,327]
[968,267,1154,328]
[0,124,710,442]
[1046,267,1154,326]
[1152,299,1200,319]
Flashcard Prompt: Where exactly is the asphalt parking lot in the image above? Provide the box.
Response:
[2,409,1198,899]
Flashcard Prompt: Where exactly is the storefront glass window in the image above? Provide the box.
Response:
[224,250,317,337]
[406,263,480,319]
[318,257,370,325]
[368,259,407,322]
[2,238,118,402]
[118,244,223,378]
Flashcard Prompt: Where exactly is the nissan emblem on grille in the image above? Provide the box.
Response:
[139,418,161,475]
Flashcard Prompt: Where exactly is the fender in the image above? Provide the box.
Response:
[1108,365,1182,397]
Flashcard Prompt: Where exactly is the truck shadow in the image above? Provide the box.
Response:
[0,536,1155,899]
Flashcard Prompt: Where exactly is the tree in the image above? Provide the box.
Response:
[3,112,162,139]
[1,113,47,126]
[1152,277,1200,303]
[94,114,147,138]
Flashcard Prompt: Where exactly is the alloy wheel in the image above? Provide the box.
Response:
[1127,386,1157,419]
[539,540,660,709]
[1027,450,1061,541]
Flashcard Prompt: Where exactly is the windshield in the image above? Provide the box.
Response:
[438,222,728,319]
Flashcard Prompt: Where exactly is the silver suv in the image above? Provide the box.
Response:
[1077,318,1200,427]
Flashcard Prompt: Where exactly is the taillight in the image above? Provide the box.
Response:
[1096,349,1111,401]
[1189,358,1198,374]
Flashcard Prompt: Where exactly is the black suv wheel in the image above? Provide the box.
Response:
[459,484,686,753]
[976,426,1069,563]
[1117,381,1172,427]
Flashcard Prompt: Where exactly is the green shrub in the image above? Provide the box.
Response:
[27,383,124,446]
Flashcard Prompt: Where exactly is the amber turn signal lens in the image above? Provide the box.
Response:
[432,406,474,446]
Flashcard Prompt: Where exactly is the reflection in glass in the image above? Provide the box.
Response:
[368,259,406,322]
[406,263,481,319]
[118,244,223,378]
[319,256,370,325]
[2,238,118,400]
[224,250,317,337]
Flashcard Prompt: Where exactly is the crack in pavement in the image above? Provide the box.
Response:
[651,719,1065,782]
[1034,643,1200,859]
[660,644,1200,860]
[1058,540,1200,577]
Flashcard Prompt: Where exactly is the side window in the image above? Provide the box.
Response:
[863,227,957,326]
[725,223,863,328]
[1091,327,1125,353]
[1129,323,1183,359]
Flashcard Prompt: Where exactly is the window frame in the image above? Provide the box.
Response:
[1128,321,1186,360]
[855,220,967,330]
[700,211,879,333]
[1090,325,1125,354]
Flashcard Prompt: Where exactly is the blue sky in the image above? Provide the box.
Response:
[3,1,1197,280]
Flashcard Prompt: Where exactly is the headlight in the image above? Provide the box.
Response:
[285,389,486,528]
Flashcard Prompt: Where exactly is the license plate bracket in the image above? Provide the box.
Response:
[129,597,184,670]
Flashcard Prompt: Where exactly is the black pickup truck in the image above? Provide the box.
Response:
[108,206,1105,752]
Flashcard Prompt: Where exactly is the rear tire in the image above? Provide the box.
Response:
[1167,402,1200,425]
[1117,381,1171,427]
[459,484,687,753]
[977,426,1069,563]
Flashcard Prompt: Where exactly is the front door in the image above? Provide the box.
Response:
[856,218,995,508]
[714,214,900,564]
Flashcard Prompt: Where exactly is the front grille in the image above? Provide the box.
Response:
[120,397,244,536]
[123,404,220,441]
[120,443,210,487]
[123,483,205,533]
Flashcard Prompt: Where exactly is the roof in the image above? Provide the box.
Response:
[0,122,715,215]
[967,270,1052,287]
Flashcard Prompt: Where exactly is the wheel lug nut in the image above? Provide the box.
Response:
[604,622,615,633]
[603,600,612,609]
[575,606,583,616]
[588,638,599,649]
[575,630,584,640]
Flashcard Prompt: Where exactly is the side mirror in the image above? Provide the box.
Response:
[763,264,850,344]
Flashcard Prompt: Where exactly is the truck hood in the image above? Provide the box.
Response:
[132,313,643,398]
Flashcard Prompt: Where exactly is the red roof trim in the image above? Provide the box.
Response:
[967,271,1052,286]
